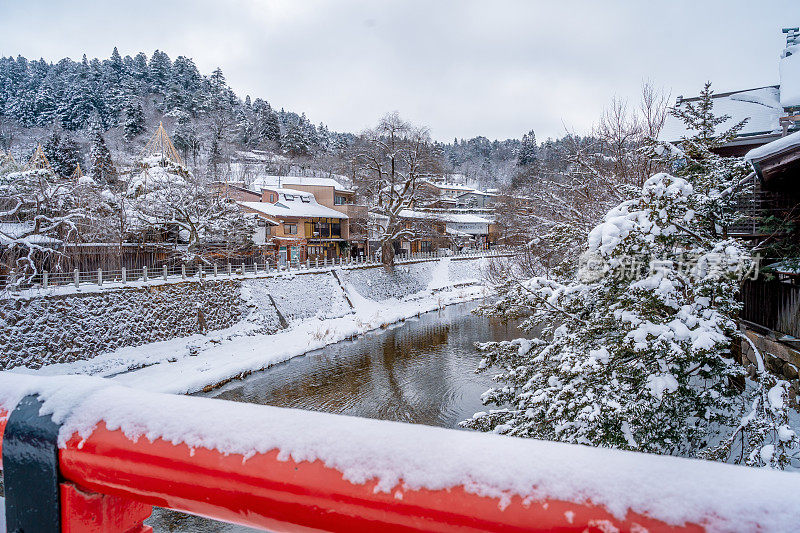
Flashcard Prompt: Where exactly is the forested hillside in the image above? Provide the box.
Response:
[0,48,565,187]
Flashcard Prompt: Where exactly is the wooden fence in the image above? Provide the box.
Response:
[741,278,800,337]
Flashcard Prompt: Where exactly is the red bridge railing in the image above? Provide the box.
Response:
[1,375,798,532]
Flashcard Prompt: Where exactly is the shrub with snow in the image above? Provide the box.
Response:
[463,172,798,467]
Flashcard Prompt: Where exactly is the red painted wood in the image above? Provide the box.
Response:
[55,423,701,533]
[61,482,153,533]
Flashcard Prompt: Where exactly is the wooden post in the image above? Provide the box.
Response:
[214,264,218,278]
[42,271,48,289]
[227,263,232,277]
[143,266,148,282]
[163,265,168,281]
[98,268,103,286]
[254,262,258,275]
[316,257,319,269]
[181,264,186,280]
[74,269,80,288]
[122,267,127,284]
[306,259,309,269]
[241,263,246,276]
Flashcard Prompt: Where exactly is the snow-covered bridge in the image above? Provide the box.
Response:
[1,374,798,532]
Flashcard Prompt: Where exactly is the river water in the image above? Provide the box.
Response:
[148,300,523,532]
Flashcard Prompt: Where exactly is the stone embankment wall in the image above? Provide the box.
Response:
[0,257,490,371]
[739,326,800,406]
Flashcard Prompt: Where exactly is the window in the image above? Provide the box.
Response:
[269,194,275,202]
[331,222,341,238]
[334,195,348,205]
[284,194,295,201]
[285,223,298,234]
[300,196,311,203]
[265,226,272,236]
[257,219,267,227]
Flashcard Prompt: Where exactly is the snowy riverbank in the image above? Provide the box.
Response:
[7,258,493,394]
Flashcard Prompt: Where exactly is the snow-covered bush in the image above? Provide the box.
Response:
[463,171,798,466]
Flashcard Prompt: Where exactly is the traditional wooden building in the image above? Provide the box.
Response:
[238,188,349,263]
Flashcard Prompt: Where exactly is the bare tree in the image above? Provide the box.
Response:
[498,82,670,278]
[352,113,442,264]
[0,168,84,282]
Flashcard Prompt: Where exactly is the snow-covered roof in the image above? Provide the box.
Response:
[780,44,800,108]
[252,175,353,193]
[239,192,348,220]
[456,190,496,198]
[661,87,784,142]
[744,129,800,162]
[421,180,476,193]
[397,210,490,225]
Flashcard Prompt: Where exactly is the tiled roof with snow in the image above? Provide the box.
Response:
[252,175,353,193]
[397,210,490,224]
[660,87,783,142]
[239,191,348,220]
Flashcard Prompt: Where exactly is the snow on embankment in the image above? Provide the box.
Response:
[242,271,351,322]
[7,258,493,394]
[1,373,799,532]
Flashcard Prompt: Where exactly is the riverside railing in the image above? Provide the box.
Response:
[2,375,796,532]
[0,247,515,293]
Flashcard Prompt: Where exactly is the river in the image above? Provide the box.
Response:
[147,300,523,532]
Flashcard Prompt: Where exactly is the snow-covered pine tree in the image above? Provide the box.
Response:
[88,127,117,183]
[42,128,83,179]
[517,129,538,167]
[282,117,310,157]
[171,110,201,165]
[254,99,281,144]
[123,100,146,140]
[463,171,753,456]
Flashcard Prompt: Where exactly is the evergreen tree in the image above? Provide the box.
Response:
[42,127,83,178]
[282,117,310,157]
[517,129,538,167]
[147,50,172,93]
[254,99,281,144]
[89,127,117,183]
[172,110,200,164]
[670,82,747,150]
[123,100,146,140]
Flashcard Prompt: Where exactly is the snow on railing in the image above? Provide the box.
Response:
[1,374,798,532]
[0,247,516,295]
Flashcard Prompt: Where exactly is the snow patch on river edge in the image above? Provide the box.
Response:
[7,280,490,395]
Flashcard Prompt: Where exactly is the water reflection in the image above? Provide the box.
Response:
[203,301,522,428]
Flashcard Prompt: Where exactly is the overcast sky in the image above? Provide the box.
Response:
[0,1,796,141]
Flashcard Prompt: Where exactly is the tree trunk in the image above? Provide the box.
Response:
[381,240,395,266]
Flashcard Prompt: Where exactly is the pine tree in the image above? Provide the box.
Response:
[42,128,83,178]
[517,129,538,167]
[282,117,310,157]
[670,82,747,150]
[89,127,117,183]
[172,110,200,165]
[148,50,172,93]
[254,100,281,144]
[123,100,146,140]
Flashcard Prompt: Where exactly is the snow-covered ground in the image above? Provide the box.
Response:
[8,259,490,395]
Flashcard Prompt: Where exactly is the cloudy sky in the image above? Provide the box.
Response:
[0,1,796,141]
